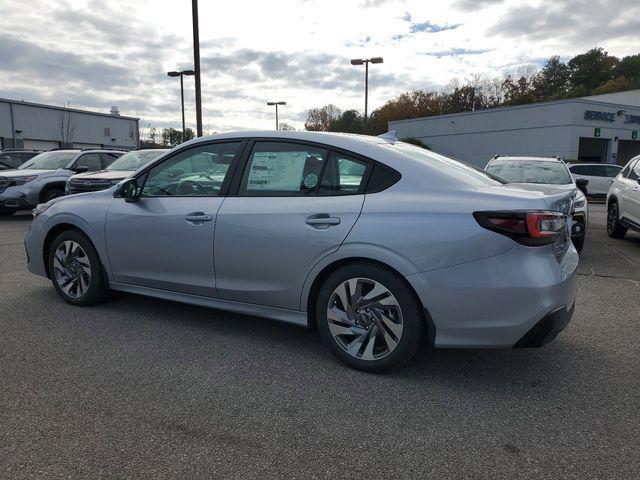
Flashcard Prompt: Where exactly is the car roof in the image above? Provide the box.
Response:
[490,156,562,163]
[569,163,622,167]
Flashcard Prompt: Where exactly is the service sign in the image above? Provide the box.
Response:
[584,110,640,125]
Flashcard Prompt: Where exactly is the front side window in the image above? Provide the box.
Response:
[0,154,22,169]
[75,153,102,171]
[141,142,241,197]
[240,142,329,195]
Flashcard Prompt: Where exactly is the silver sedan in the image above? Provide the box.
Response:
[24,131,579,371]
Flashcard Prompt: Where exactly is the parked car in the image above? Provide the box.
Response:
[607,155,640,238]
[66,148,169,195]
[25,132,578,372]
[485,156,589,252]
[0,149,42,170]
[0,149,124,216]
[569,163,623,197]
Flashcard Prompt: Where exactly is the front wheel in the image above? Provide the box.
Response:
[48,230,108,306]
[607,202,627,239]
[43,188,65,202]
[316,263,424,372]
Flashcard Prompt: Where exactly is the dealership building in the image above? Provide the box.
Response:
[0,98,139,151]
[389,90,640,168]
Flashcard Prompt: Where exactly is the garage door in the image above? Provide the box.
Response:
[617,140,640,165]
[23,139,60,150]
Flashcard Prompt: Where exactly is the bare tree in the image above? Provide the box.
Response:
[58,103,77,147]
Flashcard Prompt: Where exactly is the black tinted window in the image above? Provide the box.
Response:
[75,153,102,171]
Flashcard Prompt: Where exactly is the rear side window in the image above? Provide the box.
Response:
[240,142,329,195]
[569,165,588,175]
[319,153,367,195]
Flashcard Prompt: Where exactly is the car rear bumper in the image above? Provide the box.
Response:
[406,242,579,348]
[513,303,574,347]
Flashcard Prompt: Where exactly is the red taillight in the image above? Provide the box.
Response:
[474,211,566,246]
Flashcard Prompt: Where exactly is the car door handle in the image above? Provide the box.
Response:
[306,214,341,227]
[185,212,213,224]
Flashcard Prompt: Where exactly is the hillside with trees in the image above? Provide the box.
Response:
[305,48,640,136]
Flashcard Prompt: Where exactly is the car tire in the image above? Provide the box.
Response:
[43,188,65,202]
[48,230,108,306]
[316,262,424,372]
[607,202,627,239]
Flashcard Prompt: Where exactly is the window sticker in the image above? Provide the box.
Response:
[247,151,308,191]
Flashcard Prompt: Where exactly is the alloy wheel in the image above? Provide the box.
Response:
[53,240,92,298]
[326,278,403,361]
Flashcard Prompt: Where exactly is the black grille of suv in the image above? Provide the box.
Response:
[67,179,114,195]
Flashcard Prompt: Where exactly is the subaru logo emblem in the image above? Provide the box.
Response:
[83,182,91,187]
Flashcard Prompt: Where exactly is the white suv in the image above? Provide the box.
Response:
[607,155,640,238]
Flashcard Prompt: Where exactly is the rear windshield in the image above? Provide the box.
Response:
[107,150,167,171]
[19,151,78,170]
[486,159,573,185]
[384,142,504,187]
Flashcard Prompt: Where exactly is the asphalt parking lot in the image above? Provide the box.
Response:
[1,204,639,479]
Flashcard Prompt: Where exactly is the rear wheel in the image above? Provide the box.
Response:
[316,263,424,372]
[48,230,108,305]
[607,202,627,239]
[43,188,65,202]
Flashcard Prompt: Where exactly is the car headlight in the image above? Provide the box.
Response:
[574,191,586,209]
[10,175,37,186]
[32,203,51,219]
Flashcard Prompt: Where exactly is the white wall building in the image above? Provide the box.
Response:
[0,98,139,151]
[389,90,640,168]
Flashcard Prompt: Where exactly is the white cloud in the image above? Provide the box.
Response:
[0,0,636,133]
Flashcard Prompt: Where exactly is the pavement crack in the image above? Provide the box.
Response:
[577,271,640,286]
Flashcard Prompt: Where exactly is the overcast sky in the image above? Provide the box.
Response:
[0,0,638,133]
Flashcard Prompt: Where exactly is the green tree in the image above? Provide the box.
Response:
[329,109,363,133]
[305,104,342,131]
[568,48,618,94]
[532,56,570,99]
[161,127,193,147]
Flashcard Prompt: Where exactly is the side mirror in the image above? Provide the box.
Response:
[74,165,89,173]
[575,178,588,195]
[114,178,141,203]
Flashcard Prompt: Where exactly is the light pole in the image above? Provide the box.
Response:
[267,101,286,130]
[350,57,383,134]
[191,0,203,137]
[167,70,196,142]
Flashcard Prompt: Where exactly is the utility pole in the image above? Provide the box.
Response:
[191,0,203,137]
